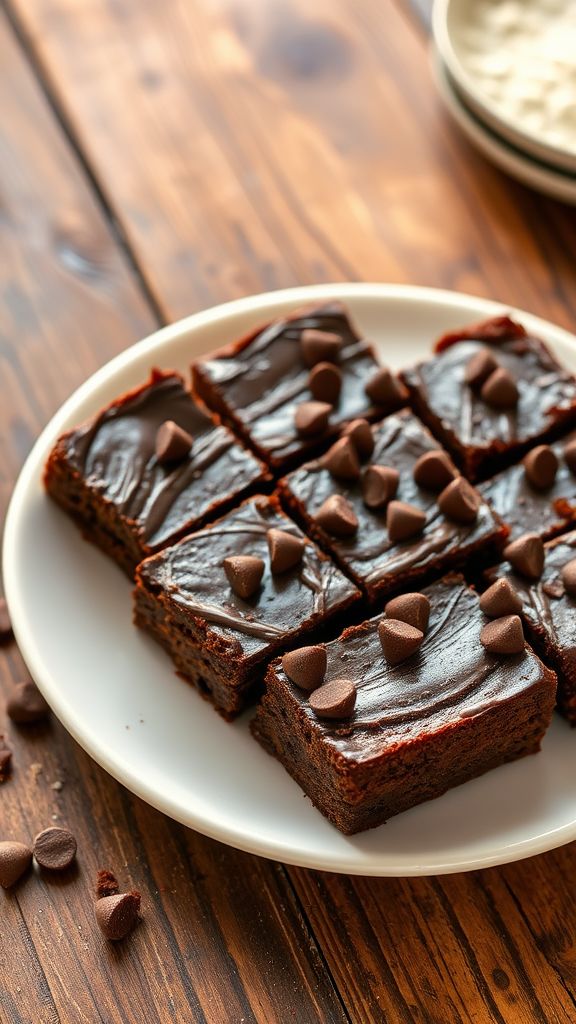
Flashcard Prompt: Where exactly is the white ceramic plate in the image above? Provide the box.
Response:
[432,50,576,207]
[5,283,576,877]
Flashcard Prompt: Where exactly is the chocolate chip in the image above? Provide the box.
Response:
[503,533,544,580]
[0,841,32,888]
[385,593,430,632]
[6,680,50,724]
[33,827,77,870]
[300,328,342,368]
[378,619,424,665]
[563,439,576,474]
[480,367,519,409]
[437,477,480,524]
[223,555,265,599]
[308,362,342,403]
[314,494,358,537]
[480,615,524,655]
[561,558,576,597]
[342,419,374,459]
[413,450,458,492]
[267,529,304,574]
[365,367,406,407]
[386,500,426,543]
[362,465,400,510]
[95,892,141,941]
[282,645,327,691]
[96,869,120,899]
[308,678,357,719]
[323,437,361,481]
[523,445,558,491]
[155,420,193,464]
[0,598,13,645]
[480,578,523,618]
[464,348,499,388]
[294,400,332,437]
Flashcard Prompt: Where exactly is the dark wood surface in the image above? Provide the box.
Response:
[2,0,576,1021]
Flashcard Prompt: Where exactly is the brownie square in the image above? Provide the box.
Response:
[279,410,506,601]
[401,315,576,481]
[485,531,576,723]
[479,430,576,543]
[252,575,556,834]
[192,301,406,472]
[134,496,361,719]
[44,370,269,576]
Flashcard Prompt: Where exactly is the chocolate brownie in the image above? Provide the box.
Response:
[479,431,576,542]
[133,496,361,719]
[485,531,576,723]
[44,370,269,575]
[192,301,406,471]
[401,315,576,481]
[279,410,506,600]
[252,575,556,834]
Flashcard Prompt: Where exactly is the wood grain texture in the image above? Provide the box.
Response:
[2,0,576,1021]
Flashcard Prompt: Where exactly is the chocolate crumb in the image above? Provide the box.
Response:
[96,869,120,899]
[0,738,12,783]
[0,598,13,645]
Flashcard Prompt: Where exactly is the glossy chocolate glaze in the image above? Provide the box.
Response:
[282,411,503,594]
[62,371,266,550]
[195,302,398,466]
[402,335,576,472]
[137,497,360,658]
[271,576,550,762]
[479,430,576,541]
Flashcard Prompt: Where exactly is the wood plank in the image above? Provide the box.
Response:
[0,13,350,1023]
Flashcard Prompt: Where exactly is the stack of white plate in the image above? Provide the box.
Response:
[432,0,576,204]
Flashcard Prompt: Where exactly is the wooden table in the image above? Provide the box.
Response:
[2,1,576,1020]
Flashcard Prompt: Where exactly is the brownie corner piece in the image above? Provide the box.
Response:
[44,368,269,575]
[252,574,556,834]
[133,494,361,719]
[192,301,407,471]
[401,315,576,481]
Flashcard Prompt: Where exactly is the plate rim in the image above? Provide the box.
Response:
[5,280,576,877]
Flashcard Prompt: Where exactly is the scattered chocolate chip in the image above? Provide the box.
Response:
[95,891,141,941]
[342,419,374,459]
[0,841,32,888]
[323,437,361,481]
[480,615,524,655]
[503,533,544,580]
[361,465,400,511]
[96,869,120,899]
[480,367,519,409]
[0,598,13,645]
[543,580,565,599]
[300,328,342,368]
[314,494,358,537]
[365,367,406,407]
[480,578,523,618]
[413,450,458,492]
[523,445,559,491]
[464,348,499,388]
[386,500,426,543]
[561,559,576,597]
[308,362,342,403]
[378,619,424,665]
[308,678,357,719]
[282,645,327,691]
[294,400,332,437]
[437,477,480,524]
[155,420,192,464]
[223,555,265,599]
[33,827,77,870]
[385,593,430,632]
[267,529,304,574]
[564,439,576,474]
[6,681,50,724]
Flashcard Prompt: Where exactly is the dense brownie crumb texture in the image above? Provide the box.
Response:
[41,306,576,833]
